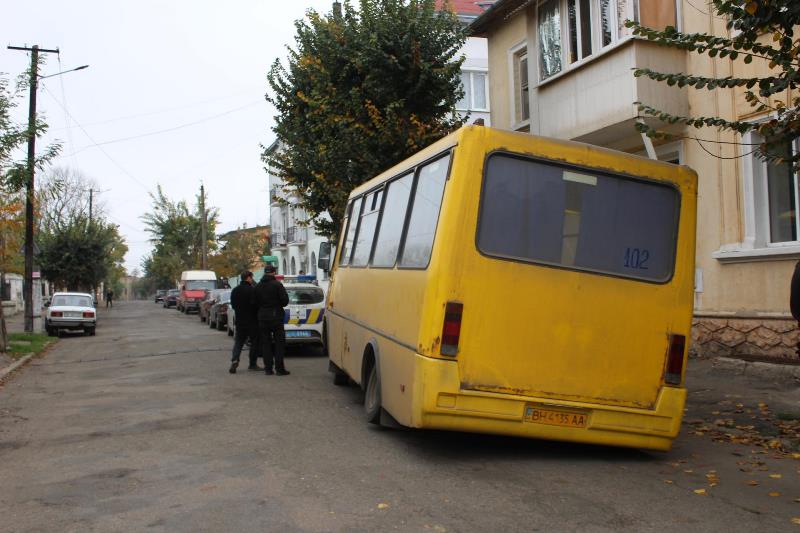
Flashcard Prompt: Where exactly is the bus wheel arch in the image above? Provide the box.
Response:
[362,341,381,424]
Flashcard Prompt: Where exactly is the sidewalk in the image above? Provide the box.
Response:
[0,311,46,377]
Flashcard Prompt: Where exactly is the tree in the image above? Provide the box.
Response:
[628,0,800,169]
[209,228,268,278]
[38,216,127,292]
[265,0,466,238]
[37,167,104,234]
[0,68,60,351]
[141,186,219,286]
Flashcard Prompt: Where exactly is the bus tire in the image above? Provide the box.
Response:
[364,364,381,425]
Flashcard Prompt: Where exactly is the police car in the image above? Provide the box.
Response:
[228,275,325,345]
[281,275,325,345]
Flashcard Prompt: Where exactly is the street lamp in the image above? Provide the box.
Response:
[39,64,89,80]
[7,44,88,332]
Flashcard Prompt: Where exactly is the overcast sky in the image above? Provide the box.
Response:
[2,0,337,272]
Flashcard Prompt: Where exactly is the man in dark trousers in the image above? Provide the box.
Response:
[255,264,290,376]
[229,271,261,374]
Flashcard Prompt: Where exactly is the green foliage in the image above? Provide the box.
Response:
[627,0,800,169]
[140,185,219,287]
[265,0,466,238]
[38,216,128,292]
[0,65,61,191]
[209,228,267,278]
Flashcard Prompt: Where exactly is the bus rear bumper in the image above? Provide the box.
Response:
[414,354,686,452]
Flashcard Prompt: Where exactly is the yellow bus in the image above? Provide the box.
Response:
[318,125,697,451]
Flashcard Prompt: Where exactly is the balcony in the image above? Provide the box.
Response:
[287,226,307,245]
[531,38,688,148]
[271,232,287,249]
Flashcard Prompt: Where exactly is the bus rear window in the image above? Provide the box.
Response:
[477,154,680,282]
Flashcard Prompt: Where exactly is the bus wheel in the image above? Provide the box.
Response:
[364,364,381,425]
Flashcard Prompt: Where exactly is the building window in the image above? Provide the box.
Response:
[567,0,593,64]
[765,140,798,243]
[457,71,489,112]
[538,0,562,80]
[538,0,635,82]
[511,46,530,125]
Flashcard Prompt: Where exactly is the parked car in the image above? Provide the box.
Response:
[154,289,167,303]
[282,282,325,345]
[199,289,224,323]
[208,289,232,331]
[45,292,96,337]
[163,289,179,308]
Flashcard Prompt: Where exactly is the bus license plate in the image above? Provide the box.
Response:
[524,406,587,428]
[286,331,311,338]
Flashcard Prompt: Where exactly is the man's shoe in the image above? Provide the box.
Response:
[248,365,263,371]
[264,369,274,375]
[229,362,238,374]
[276,369,290,376]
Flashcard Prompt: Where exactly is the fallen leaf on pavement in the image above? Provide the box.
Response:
[747,481,759,486]
[377,503,389,510]
[693,489,707,495]
[792,517,800,525]
[770,474,783,479]
[770,492,781,497]
[663,480,673,484]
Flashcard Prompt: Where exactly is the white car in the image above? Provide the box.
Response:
[228,279,325,345]
[45,292,97,337]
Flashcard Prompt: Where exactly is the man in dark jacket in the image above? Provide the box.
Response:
[229,271,261,374]
[255,264,290,376]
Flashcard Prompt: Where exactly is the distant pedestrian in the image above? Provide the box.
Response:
[255,264,290,376]
[229,271,262,374]
[106,289,114,308]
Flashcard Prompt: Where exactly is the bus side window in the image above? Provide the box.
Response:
[399,153,451,268]
[351,189,383,266]
[339,199,362,267]
[372,172,414,267]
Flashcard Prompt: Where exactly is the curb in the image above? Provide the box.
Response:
[0,352,36,382]
[713,356,800,381]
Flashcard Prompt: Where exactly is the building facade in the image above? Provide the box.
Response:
[265,141,330,283]
[472,0,798,362]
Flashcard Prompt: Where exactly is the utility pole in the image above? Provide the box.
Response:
[89,188,93,221]
[200,184,207,269]
[8,44,59,333]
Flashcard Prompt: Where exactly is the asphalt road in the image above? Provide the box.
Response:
[0,301,798,532]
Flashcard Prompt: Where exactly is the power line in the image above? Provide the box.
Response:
[48,91,255,131]
[66,100,262,155]
[41,84,153,193]
[55,53,79,168]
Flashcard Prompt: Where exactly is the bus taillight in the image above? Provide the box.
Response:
[665,334,686,386]
[441,302,463,357]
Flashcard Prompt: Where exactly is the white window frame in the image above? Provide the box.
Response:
[535,0,639,85]
[713,130,800,263]
[508,41,530,130]
[456,69,490,112]
[566,0,595,64]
